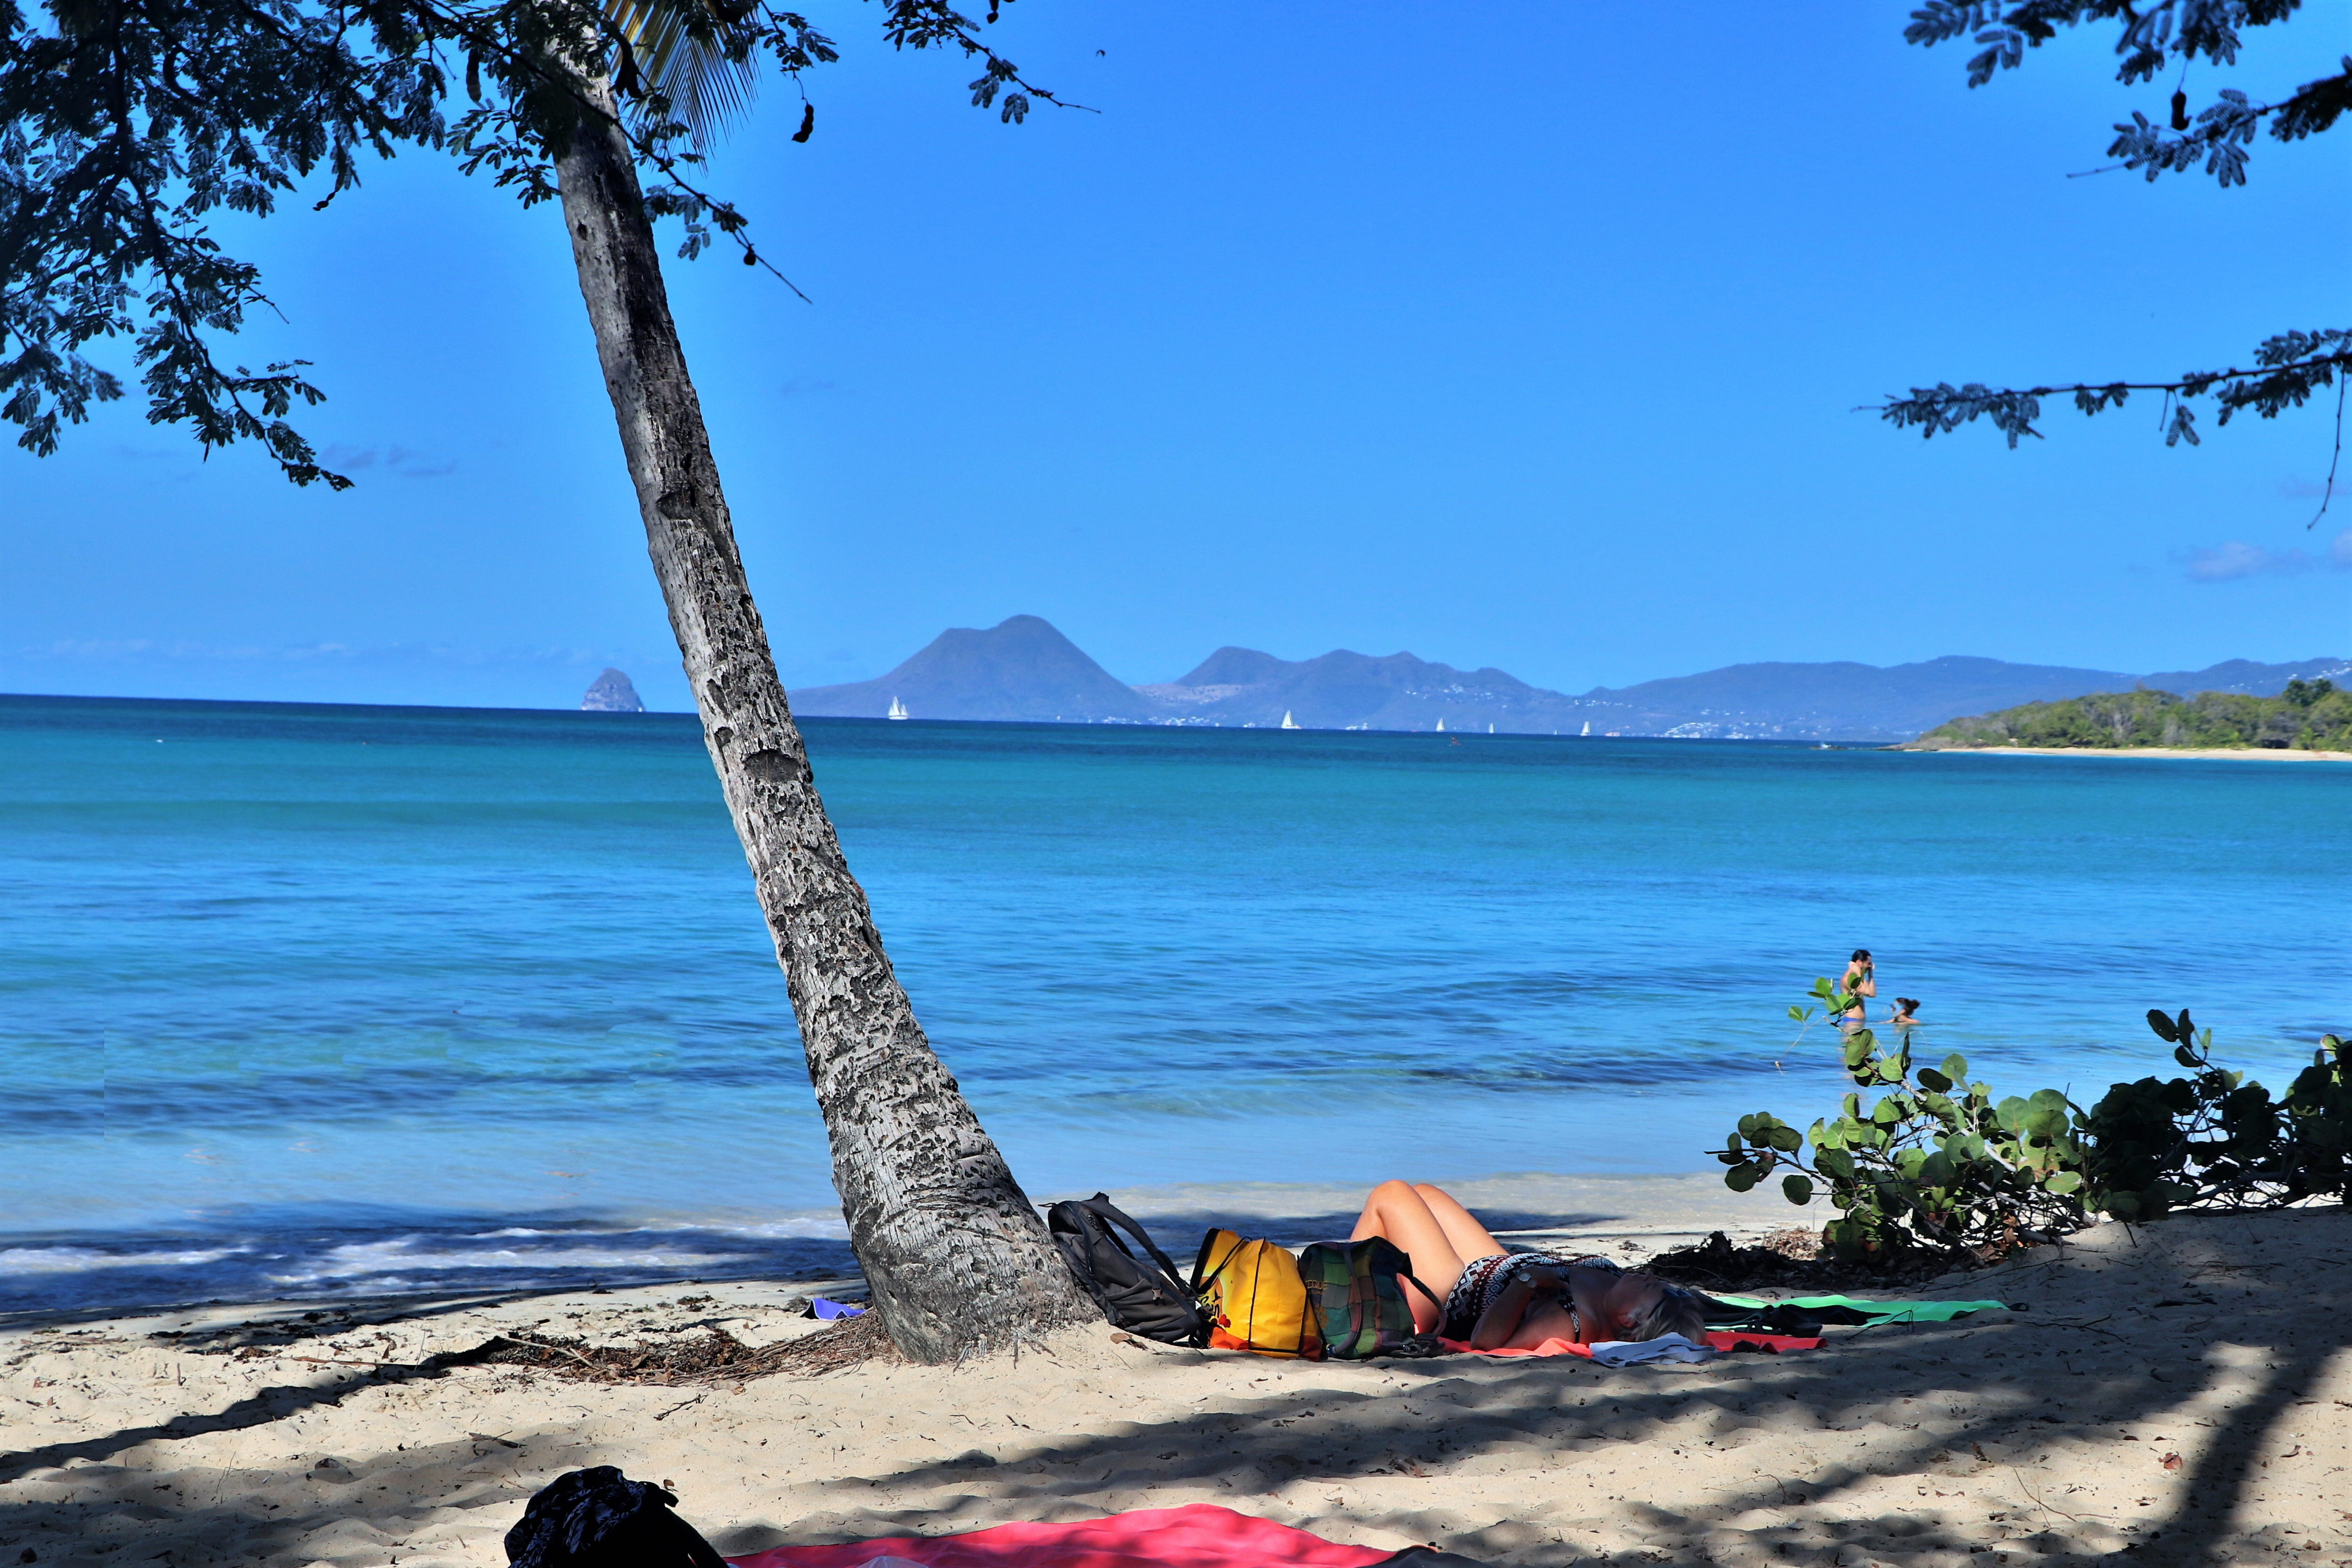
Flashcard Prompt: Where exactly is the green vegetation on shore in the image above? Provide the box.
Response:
[1912,678,2350,753]
[1720,981,2351,1262]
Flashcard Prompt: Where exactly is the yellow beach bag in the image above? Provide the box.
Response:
[1192,1228,1321,1359]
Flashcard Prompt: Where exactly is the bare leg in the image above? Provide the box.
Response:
[1412,1183,1505,1264]
[1350,1179,1472,1331]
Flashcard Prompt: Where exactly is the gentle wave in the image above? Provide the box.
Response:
[268,1238,760,1284]
[0,1245,253,1275]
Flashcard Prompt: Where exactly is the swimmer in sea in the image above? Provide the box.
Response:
[1839,948,1875,1027]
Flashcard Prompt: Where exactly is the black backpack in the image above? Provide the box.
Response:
[505,1466,728,1568]
[1046,1193,1206,1345]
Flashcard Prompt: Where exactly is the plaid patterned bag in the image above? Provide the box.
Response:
[1296,1236,1446,1360]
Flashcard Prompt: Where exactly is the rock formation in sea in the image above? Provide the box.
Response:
[580,668,645,713]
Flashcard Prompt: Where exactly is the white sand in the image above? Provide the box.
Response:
[1902,746,2352,763]
[4,1208,2348,1568]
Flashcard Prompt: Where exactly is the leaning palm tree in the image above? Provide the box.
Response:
[0,0,1094,1364]
[528,1,1096,1362]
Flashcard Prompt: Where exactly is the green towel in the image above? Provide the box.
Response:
[1708,1293,2008,1324]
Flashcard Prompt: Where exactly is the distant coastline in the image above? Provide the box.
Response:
[787,614,2352,745]
[1905,679,2350,759]
[1900,743,2352,763]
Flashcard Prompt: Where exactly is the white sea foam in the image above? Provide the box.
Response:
[465,1214,854,1242]
[0,1245,249,1275]
[265,1237,756,1284]
[669,1214,852,1241]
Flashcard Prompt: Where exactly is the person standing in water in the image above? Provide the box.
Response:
[1840,948,1875,1026]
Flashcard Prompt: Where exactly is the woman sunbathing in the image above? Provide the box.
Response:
[1351,1180,1708,1351]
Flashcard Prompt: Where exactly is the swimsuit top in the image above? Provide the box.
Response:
[1441,1252,1703,1344]
[1441,1251,1620,1342]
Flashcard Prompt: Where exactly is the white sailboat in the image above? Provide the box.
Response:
[1580,721,1590,736]
[1280,710,1300,730]
[1488,723,1494,734]
[886,697,909,721]
[1434,717,1446,732]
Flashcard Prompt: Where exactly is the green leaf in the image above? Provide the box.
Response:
[1766,1126,1804,1153]
[1782,1174,1815,1205]
[1917,1066,1953,1093]
[2044,1171,2083,1194]
[1737,1113,1763,1138]
[1815,1147,1855,1179]
[1726,1163,1760,1193]
[1941,1053,1969,1080]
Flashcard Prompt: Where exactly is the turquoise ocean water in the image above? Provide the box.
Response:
[3,694,2344,1313]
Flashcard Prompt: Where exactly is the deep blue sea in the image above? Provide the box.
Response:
[3,694,2344,1314]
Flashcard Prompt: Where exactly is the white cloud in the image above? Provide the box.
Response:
[2182,529,2352,582]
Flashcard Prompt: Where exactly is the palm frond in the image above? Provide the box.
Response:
[602,0,762,149]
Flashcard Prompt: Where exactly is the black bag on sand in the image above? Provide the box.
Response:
[1047,1192,1207,1345]
[1380,1549,1492,1568]
[505,1466,728,1568]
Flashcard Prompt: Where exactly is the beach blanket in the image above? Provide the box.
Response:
[724,1504,1401,1568]
[1439,1330,1821,1362]
[1706,1294,2008,1325]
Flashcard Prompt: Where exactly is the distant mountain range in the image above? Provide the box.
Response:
[788,616,2350,742]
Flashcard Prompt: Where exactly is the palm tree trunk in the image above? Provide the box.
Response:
[549,76,1093,1363]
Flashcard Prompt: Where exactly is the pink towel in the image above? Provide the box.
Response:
[1439,1330,1822,1359]
[726,1503,1397,1568]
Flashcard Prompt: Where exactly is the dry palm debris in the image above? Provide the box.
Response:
[449,1313,897,1386]
[1642,1228,1964,1291]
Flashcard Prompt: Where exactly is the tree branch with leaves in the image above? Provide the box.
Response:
[1880,1,2349,514]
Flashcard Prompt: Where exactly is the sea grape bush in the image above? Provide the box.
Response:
[1719,981,2350,1262]
[1717,977,2089,1260]
[2084,1009,2350,1221]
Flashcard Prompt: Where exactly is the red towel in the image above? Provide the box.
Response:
[1704,1331,1822,1354]
[725,1503,1397,1568]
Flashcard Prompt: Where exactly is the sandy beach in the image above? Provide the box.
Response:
[1900,745,2352,763]
[6,1196,2346,1568]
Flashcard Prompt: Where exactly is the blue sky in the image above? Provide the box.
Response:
[6,2,2349,711]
